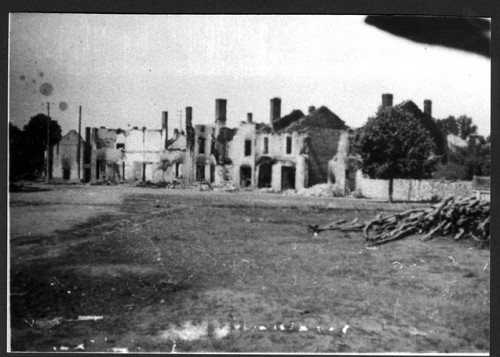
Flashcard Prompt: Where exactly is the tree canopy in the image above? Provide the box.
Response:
[356,106,437,201]
[433,136,490,180]
[9,114,62,180]
[23,114,62,151]
[437,115,477,139]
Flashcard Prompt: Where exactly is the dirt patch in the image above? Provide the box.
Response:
[64,264,161,278]
[9,187,489,353]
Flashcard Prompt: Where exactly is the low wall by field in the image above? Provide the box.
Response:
[357,172,473,201]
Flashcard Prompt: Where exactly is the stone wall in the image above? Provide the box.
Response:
[357,171,474,201]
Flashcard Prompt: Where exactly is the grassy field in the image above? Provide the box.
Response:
[9,185,490,353]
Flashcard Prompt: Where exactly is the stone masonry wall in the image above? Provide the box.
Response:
[358,172,474,201]
[307,128,343,186]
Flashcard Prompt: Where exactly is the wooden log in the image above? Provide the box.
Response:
[421,221,446,241]
[368,226,417,246]
[478,217,490,232]
[443,221,453,233]
[346,217,358,225]
[454,228,465,241]
[470,232,489,244]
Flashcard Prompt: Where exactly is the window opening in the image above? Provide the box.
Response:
[244,140,252,156]
[286,136,292,154]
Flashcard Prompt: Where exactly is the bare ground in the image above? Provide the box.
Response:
[8,185,490,353]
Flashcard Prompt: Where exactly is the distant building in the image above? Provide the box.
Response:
[447,133,468,149]
[51,130,84,180]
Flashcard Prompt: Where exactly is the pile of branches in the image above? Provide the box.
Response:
[309,196,490,247]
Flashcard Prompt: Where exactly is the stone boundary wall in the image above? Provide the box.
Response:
[357,173,473,201]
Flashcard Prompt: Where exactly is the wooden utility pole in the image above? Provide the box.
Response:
[77,105,82,180]
[46,102,51,183]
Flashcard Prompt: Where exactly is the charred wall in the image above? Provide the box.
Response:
[307,128,343,186]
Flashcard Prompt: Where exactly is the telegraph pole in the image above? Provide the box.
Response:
[77,105,82,180]
[46,102,51,183]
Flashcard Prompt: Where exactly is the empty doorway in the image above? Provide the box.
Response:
[281,166,295,190]
[240,166,252,187]
[258,163,272,188]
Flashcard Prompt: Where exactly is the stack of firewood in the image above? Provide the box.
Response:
[308,196,490,247]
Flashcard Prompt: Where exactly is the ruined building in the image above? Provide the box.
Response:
[187,97,349,191]
[51,130,85,180]
[49,97,351,192]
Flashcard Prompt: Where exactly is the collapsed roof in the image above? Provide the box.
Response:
[277,106,347,133]
[257,105,347,134]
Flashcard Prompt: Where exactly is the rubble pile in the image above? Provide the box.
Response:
[134,179,186,189]
[90,180,118,186]
[135,181,169,188]
[212,182,237,192]
[296,184,344,197]
[309,196,490,247]
[167,180,183,189]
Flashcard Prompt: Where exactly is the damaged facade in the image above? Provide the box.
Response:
[50,97,354,192]
[188,98,350,191]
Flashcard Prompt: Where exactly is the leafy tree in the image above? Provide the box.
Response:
[463,137,490,178]
[357,106,437,202]
[432,159,467,181]
[456,115,478,140]
[433,137,490,180]
[437,115,477,139]
[9,123,28,180]
[436,116,459,136]
[396,101,447,159]
[22,114,62,178]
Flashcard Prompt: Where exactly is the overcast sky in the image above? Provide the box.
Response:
[9,14,491,137]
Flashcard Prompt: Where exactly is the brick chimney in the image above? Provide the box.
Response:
[162,111,168,149]
[186,106,194,150]
[215,99,227,125]
[382,93,393,108]
[270,97,281,123]
[424,100,432,116]
[185,107,192,128]
[162,111,168,131]
[215,99,227,137]
[247,113,253,123]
